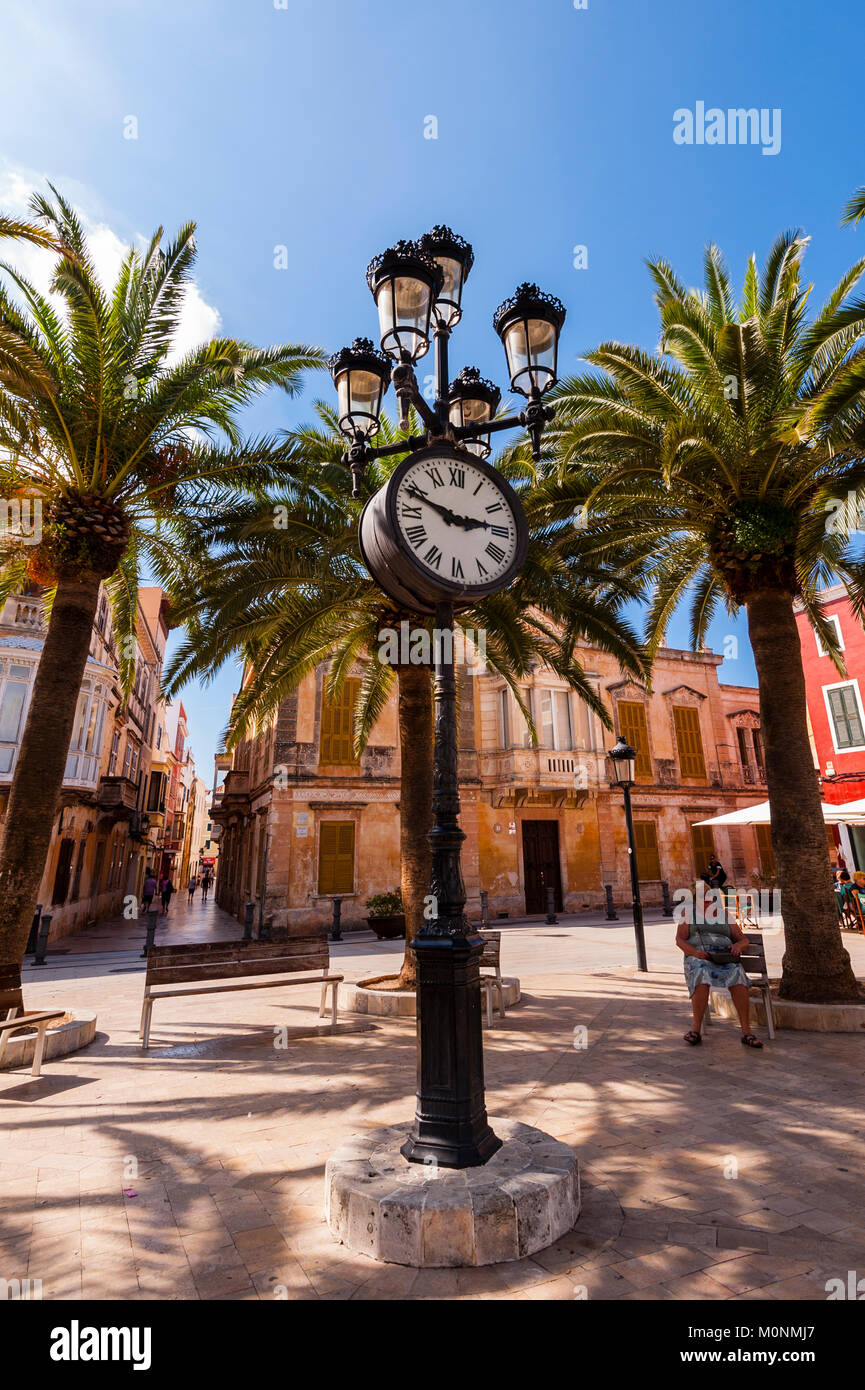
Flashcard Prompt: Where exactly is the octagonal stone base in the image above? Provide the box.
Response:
[325,1118,580,1267]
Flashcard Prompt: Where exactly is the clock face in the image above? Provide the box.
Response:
[393,455,520,590]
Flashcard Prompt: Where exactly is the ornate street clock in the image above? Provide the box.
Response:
[359,443,529,613]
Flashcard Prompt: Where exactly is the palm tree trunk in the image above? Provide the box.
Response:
[746,588,861,1002]
[0,569,104,1007]
[395,662,434,989]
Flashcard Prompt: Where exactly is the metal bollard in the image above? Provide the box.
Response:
[26,904,43,956]
[141,908,158,959]
[661,881,674,917]
[604,884,619,921]
[331,896,342,942]
[480,890,489,928]
[545,886,558,924]
[243,901,255,941]
[32,912,52,965]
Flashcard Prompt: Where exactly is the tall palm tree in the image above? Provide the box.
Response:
[0,187,324,997]
[543,232,865,1003]
[841,188,865,228]
[164,403,646,986]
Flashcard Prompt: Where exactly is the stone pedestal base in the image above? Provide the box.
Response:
[325,1118,579,1267]
[341,977,521,1018]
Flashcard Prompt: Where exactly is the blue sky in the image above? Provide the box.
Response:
[3,0,864,777]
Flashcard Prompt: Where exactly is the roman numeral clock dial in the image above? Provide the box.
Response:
[358,445,529,614]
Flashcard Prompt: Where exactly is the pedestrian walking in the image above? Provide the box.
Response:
[160,875,175,916]
[201,870,211,902]
[141,871,157,916]
[187,873,198,904]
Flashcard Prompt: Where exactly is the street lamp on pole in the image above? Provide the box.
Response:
[608,736,649,973]
[329,229,565,1167]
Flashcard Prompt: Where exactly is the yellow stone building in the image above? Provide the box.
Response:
[212,641,769,932]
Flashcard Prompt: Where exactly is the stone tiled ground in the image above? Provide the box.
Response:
[2,899,863,1300]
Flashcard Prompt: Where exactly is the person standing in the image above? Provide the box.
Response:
[201,870,211,903]
[141,871,157,917]
[160,874,175,916]
[187,873,198,904]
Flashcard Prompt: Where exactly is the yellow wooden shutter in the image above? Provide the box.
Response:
[320,679,360,764]
[633,820,661,880]
[673,705,707,779]
[318,821,355,894]
[618,701,652,780]
[756,824,775,876]
[690,824,716,874]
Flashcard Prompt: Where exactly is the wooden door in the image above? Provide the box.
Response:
[52,837,75,905]
[522,820,563,914]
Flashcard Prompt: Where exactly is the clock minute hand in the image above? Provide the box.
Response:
[406,486,461,526]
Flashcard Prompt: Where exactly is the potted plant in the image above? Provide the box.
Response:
[365,889,406,940]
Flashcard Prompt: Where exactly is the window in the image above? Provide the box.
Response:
[317,821,355,895]
[756,824,775,877]
[751,728,764,776]
[618,701,652,780]
[633,821,661,880]
[108,730,120,775]
[320,679,360,764]
[825,683,865,752]
[498,689,509,747]
[65,680,109,784]
[815,615,844,658]
[673,705,707,779]
[0,661,33,774]
[538,690,573,750]
[52,838,75,904]
[690,824,716,875]
[147,770,166,813]
[736,726,750,769]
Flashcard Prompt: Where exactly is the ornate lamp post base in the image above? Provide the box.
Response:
[400,932,502,1168]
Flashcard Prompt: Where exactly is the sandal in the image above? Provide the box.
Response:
[741,1033,763,1049]
[683,1030,702,1045]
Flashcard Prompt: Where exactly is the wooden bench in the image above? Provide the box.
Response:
[0,1009,66,1078]
[479,931,506,1028]
[706,934,776,1039]
[138,937,343,1049]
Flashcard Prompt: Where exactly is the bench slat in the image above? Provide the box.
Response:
[147,952,328,986]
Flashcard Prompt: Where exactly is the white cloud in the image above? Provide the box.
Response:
[0,163,221,364]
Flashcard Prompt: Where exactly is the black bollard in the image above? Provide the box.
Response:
[26,905,42,956]
[545,886,558,924]
[331,896,342,942]
[141,908,158,959]
[33,913,52,965]
[243,901,255,942]
[480,890,489,928]
[604,884,619,921]
[661,881,674,918]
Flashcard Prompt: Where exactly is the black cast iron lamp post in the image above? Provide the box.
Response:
[331,227,564,1167]
[608,736,649,973]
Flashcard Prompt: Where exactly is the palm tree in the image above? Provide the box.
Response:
[164,403,646,986]
[0,186,324,997]
[543,232,865,1003]
[841,188,865,228]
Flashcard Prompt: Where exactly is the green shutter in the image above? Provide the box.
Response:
[633,821,661,880]
[618,701,652,780]
[673,705,707,778]
[318,821,355,894]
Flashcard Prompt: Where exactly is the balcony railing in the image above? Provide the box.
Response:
[97,775,139,813]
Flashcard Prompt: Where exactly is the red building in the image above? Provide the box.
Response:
[795,584,865,867]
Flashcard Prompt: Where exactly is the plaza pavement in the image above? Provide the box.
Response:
[2,895,864,1301]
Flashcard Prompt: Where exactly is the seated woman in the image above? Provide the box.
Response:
[676,908,763,1048]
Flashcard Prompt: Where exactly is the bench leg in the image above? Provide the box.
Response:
[319,982,328,1018]
[495,982,505,1019]
[141,998,154,1050]
[0,1007,18,1065]
[31,1022,49,1078]
[762,985,776,1040]
[138,994,149,1041]
[331,981,339,1029]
